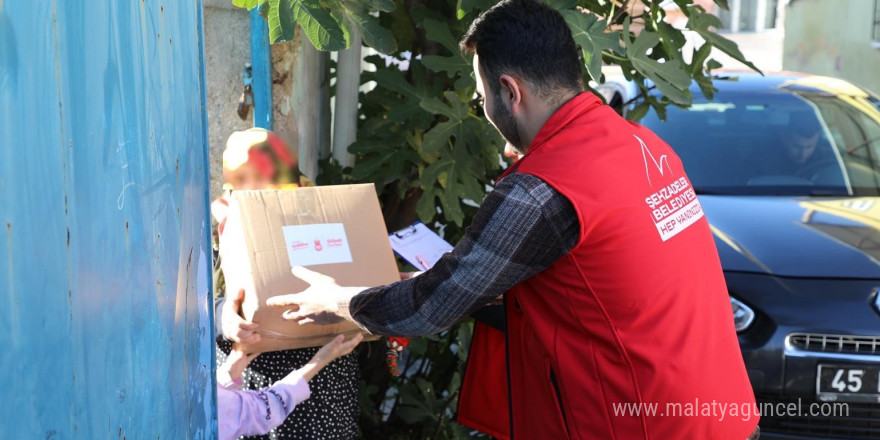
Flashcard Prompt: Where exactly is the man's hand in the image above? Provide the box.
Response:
[266,266,362,326]
[221,288,261,345]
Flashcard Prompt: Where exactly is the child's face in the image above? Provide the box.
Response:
[223,162,274,190]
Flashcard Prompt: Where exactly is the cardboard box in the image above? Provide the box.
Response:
[220,183,398,352]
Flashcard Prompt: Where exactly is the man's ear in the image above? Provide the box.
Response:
[498,74,523,112]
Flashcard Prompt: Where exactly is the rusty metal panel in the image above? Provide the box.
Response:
[0,0,215,438]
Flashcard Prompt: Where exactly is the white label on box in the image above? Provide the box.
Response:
[282,223,353,267]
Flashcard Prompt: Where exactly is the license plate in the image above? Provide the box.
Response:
[817,364,880,402]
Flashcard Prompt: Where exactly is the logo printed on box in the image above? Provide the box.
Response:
[282,223,353,267]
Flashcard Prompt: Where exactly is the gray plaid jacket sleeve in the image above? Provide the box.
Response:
[342,173,579,336]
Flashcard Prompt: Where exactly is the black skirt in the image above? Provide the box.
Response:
[216,340,359,440]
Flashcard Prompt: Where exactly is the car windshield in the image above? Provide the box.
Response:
[641,80,880,196]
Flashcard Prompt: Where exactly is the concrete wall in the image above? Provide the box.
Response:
[0,0,214,437]
[203,1,252,200]
[783,0,880,93]
[202,1,298,200]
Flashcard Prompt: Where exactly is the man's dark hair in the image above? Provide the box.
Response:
[460,0,583,103]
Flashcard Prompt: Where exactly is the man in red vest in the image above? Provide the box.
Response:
[266,0,760,438]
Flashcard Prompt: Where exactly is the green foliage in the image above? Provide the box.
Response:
[603,2,761,120]
[355,322,485,439]
[685,5,760,73]
[622,17,692,105]
[348,1,508,232]
[336,1,398,54]
[327,0,762,230]
[235,0,394,54]
[232,0,266,8]
[237,0,759,437]
[561,11,617,84]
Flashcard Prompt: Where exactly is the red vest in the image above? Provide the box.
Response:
[463,93,758,440]
[458,322,510,439]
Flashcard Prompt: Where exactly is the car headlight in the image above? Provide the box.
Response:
[730,297,755,332]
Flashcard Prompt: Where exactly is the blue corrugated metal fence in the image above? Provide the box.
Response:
[0,0,215,437]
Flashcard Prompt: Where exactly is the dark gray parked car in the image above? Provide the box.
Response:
[639,71,880,440]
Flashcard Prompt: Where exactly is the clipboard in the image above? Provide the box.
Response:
[388,221,454,270]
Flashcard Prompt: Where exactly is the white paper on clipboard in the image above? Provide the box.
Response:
[388,222,454,271]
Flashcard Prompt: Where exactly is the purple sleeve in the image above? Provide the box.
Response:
[217,376,311,440]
